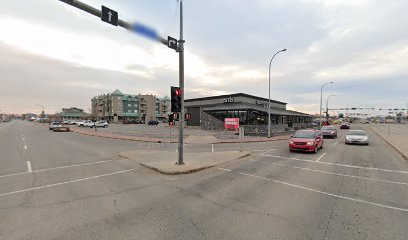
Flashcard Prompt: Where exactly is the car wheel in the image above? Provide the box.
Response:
[104,125,108,128]
[320,143,323,149]
[313,146,318,153]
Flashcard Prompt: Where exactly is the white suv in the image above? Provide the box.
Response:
[77,120,94,127]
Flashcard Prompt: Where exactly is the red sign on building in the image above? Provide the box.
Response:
[224,118,239,130]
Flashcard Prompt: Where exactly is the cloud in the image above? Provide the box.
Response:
[0,0,407,115]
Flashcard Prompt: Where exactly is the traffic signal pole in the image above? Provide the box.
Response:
[58,0,186,165]
[177,0,185,165]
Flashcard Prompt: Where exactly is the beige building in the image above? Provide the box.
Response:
[91,89,170,123]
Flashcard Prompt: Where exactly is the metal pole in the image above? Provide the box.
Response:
[319,82,333,129]
[326,95,336,122]
[177,0,185,165]
[319,85,323,129]
[268,49,286,138]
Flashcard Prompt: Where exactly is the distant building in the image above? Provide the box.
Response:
[91,89,170,123]
[59,107,90,120]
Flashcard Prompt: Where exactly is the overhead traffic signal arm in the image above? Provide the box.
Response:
[57,0,168,45]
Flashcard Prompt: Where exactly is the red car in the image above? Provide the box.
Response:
[289,129,324,153]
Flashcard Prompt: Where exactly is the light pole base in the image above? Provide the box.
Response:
[175,162,185,165]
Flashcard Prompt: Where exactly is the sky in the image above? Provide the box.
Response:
[0,0,407,115]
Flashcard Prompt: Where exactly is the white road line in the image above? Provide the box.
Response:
[218,168,408,213]
[316,153,326,162]
[26,161,32,173]
[258,149,277,155]
[212,144,214,153]
[22,137,26,141]
[251,159,408,186]
[0,168,136,197]
[0,159,117,179]
[262,154,408,174]
[23,145,28,150]
[218,167,231,172]
[334,141,339,145]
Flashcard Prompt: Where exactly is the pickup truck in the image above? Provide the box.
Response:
[49,122,70,132]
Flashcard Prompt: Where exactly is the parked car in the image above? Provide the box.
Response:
[92,120,109,128]
[77,120,94,127]
[148,120,159,125]
[321,126,337,138]
[289,129,324,153]
[340,122,350,129]
[49,122,70,132]
[345,130,369,145]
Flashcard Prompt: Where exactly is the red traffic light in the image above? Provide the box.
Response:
[175,88,182,96]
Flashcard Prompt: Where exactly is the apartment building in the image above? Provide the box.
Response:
[91,89,170,123]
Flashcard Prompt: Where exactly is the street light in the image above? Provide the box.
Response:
[35,104,45,124]
[326,94,336,121]
[319,82,334,128]
[268,48,287,138]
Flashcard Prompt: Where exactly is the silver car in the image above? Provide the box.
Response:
[345,130,369,145]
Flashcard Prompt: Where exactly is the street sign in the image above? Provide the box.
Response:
[167,36,178,50]
[101,5,118,26]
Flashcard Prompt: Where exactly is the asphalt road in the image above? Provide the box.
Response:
[1,120,408,239]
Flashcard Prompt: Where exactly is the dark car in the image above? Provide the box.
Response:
[321,126,337,138]
[148,120,159,125]
[340,122,350,129]
[289,129,324,153]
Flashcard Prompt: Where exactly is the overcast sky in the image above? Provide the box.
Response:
[0,0,407,115]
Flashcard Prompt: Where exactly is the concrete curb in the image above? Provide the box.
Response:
[119,152,251,175]
[215,137,290,144]
[71,128,290,144]
[369,126,408,161]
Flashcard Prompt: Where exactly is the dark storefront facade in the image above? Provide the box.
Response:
[185,93,313,135]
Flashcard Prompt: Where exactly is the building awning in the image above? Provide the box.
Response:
[202,103,311,117]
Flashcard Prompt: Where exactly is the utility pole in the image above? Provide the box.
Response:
[177,0,185,165]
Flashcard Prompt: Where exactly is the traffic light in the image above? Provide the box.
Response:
[171,86,182,112]
[172,112,179,121]
[185,112,191,121]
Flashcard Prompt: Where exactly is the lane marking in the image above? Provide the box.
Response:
[0,159,117,179]
[218,168,408,213]
[22,137,26,141]
[334,141,338,145]
[0,168,137,197]
[259,149,277,155]
[26,161,32,173]
[212,144,214,153]
[262,154,408,174]
[316,152,326,162]
[250,159,408,186]
[23,145,28,150]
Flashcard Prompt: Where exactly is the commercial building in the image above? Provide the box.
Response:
[185,93,313,135]
[59,107,90,120]
[91,89,170,123]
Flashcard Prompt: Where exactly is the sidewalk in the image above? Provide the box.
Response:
[71,127,290,144]
[369,125,408,160]
[120,150,250,174]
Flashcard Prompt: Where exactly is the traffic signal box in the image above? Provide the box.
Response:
[171,86,182,112]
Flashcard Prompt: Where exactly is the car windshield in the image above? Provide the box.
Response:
[293,131,315,139]
[347,131,367,136]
